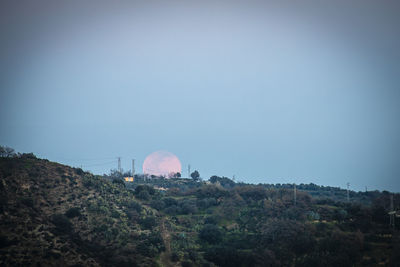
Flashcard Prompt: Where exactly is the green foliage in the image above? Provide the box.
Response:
[204,216,218,225]
[51,214,73,234]
[20,153,36,159]
[199,224,223,244]
[140,216,157,230]
[190,170,200,181]
[0,146,16,158]
[1,155,398,267]
[125,200,142,213]
[20,197,34,208]
[75,168,84,175]
[205,246,256,267]
[235,186,268,201]
[197,197,217,209]
[137,232,165,257]
[163,197,178,207]
[209,175,235,188]
[56,167,64,174]
[111,209,120,218]
[165,205,181,215]
[180,201,197,215]
[150,199,165,210]
[137,190,150,200]
[112,178,125,187]
[65,207,81,218]
[135,185,156,195]
[195,184,229,199]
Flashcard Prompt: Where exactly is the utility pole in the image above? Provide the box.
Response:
[188,164,191,178]
[132,159,135,177]
[118,157,121,174]
[389,195,395,228]
[346,182,350,202]
[294,183,297,206]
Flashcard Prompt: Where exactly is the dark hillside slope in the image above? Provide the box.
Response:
[0,156,163,266]
[0,155,399,266]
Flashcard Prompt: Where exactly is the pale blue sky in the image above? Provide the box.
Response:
[1,0,399,191]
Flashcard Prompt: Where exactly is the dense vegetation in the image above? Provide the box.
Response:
[0,149,399,266]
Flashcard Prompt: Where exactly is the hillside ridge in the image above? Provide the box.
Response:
[0,155,399,266]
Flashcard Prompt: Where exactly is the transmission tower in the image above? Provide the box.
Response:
[188,164,191,178]
[132,159,135,177]
[346,182,350,202]
[118,157,121,174]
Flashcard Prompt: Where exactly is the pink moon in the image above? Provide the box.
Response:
[142,151,182,177]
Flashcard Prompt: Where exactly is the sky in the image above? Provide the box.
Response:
[1,0,400,192]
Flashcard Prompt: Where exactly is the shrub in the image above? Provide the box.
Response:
[113,178,125,187]
[181,260,193,267]
[56,167,64,174]
[164,205,181,215]
[163,197,178,207]
[137,190,150,201]
[197,198,217,209]
[20,197,34,208]
[181,202,197,215]
[204,216,218,225]
[65,207,81,218]
[135,185,156,195]
[126,200,142,213]
[20,153,37,159]
[52,214,73,234]
[171,252,180,262]
[199,224,222,244]
[140,216,157,230]
[111,209,120,218]
[150,199,165,211]
[75,168,84,175]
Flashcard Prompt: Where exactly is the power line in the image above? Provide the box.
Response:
[48,156,117,162]
[81,160,117,167]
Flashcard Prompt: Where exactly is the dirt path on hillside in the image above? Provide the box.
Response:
[159,219,173,267]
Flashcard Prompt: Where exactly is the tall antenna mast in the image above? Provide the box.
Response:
[132,159,135,177]
[118,157,121,174]
[346,182,350,202]
[188,164,191,178]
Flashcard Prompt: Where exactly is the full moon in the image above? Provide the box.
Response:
[142,151,182,177]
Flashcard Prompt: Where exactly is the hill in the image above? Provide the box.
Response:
[0,153,399,266]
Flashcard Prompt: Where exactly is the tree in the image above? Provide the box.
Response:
[137,190,150,201]
[199,224,222,244]
[191,170,200,181]
[65,207,81,218]
[0,146,16,158]
[209,176,235,188]
[52,214,73,234]
[169,172,181,178]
